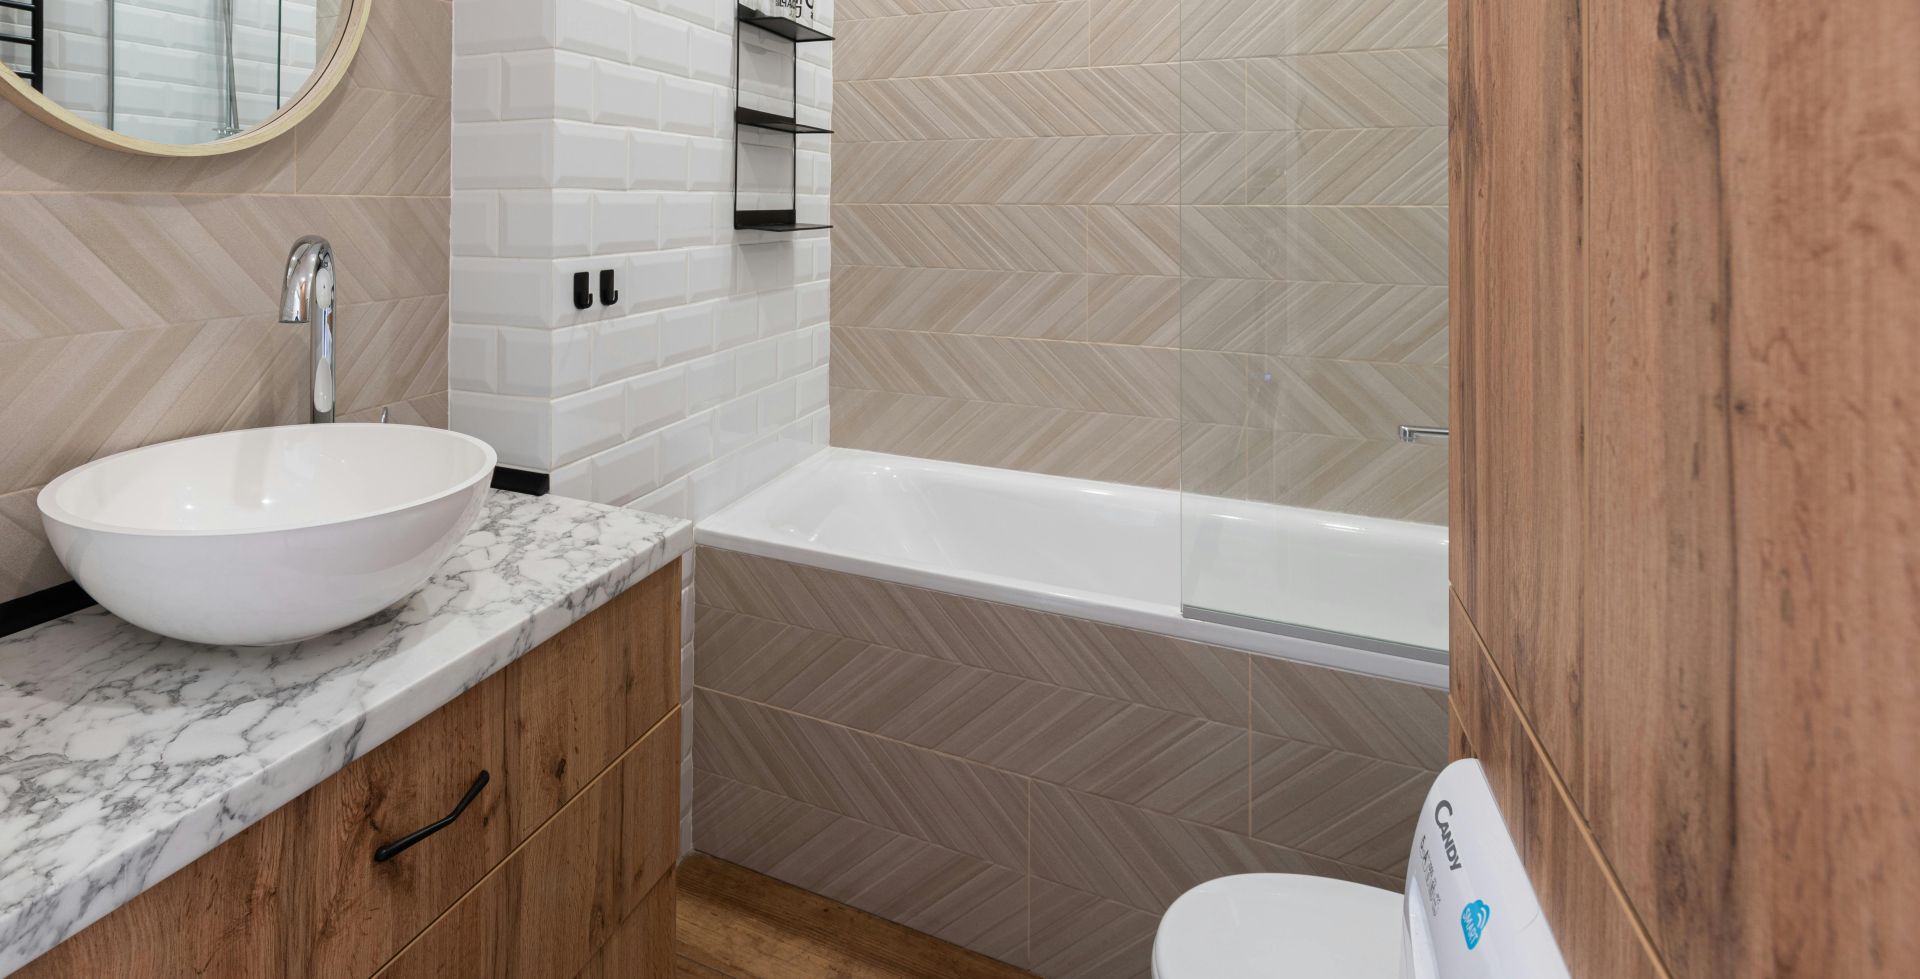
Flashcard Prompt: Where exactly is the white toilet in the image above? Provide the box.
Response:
[1152,759,1571,979]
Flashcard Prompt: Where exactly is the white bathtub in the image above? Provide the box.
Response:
[698,449,1449,687]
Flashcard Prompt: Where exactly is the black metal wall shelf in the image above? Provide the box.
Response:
[737,106,832,135]
[732,4,832,232]
[735,210,833,233]
[737,4,833,42]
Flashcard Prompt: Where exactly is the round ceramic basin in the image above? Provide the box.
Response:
[38,424,497,646]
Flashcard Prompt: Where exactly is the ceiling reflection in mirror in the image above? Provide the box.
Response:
[0,0,344,145]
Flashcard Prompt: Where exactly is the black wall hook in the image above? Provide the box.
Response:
[599,269,619,306]
[572,271,593,310]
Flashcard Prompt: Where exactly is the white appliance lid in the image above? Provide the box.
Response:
[1404,759,1572,979]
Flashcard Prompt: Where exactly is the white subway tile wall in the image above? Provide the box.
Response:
[452,0,834,857]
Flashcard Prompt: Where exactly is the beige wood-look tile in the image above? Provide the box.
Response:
[831,386,1182,486]
[833,65,1178,142]
[832,327,1179,417]
[1273,279,1448,363]
[1270,355,1447,439]
[835,135,1175,205]
[0,317,306,494]
[1085,274,1179,345]
[1029,780,1399,915]
[693,770,1033,968]
[1270,431,1447,523]
[833,266,1086,339]
[347,0,453,99]
[695,603,1249,830]
[294,84,452,196]
[694,689,1031,868]
[1245,47,1448,131]
[332,295,450,415]
[0,106,296,195]
[0,194,449,341]
[1178,59,1247,133]
[1085,204,1178,275]
[837,2,1089,80]
[834,204,1087,272]
[694,547,1248,722]
[1251,652,1450,767]
[1028,878,1157,979]
[1089,0,1177,66]
[1181,0,1445,61]
[1249,735,1434,873]
[0,486,64,600]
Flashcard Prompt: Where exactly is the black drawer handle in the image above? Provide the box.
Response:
[374,771,490,863]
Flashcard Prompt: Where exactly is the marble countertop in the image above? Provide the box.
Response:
[0,490,692,976]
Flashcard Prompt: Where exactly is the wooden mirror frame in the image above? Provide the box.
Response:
[0,0,373,157]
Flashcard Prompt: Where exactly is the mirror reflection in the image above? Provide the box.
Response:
[0,0,343,145]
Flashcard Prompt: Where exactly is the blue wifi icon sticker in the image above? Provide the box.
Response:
[1460,900,1491,950]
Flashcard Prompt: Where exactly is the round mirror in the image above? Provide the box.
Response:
[0,0,369,156]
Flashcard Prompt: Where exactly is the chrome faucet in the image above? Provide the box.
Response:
[279,236,337,424]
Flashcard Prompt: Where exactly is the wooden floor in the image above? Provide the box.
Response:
[675,855,1039,979]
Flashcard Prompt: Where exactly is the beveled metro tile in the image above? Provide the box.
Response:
[1250,735,1434,874]
[829,387,1183,488]
[693,770,1031,967]
[693,689,1029,867]
[695,547,1250,722]
[1251,653,1450,768]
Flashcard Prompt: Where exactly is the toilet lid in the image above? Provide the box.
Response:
[1152,874,1404,979]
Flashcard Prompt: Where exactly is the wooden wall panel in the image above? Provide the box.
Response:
[1581,0,1739,973]
[1446,0,1587,762]
[1453,0,1920,975]
[1720,2,1920,974]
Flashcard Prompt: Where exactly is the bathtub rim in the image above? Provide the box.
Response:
[696,452,1448,689]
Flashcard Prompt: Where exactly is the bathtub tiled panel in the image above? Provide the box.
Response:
[691,546,1446,976]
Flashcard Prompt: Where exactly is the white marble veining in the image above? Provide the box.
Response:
[0,490,691,976]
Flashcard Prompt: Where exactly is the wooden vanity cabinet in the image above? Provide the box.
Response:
[16,560,683,979]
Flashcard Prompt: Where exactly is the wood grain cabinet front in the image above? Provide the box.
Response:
[14,560,682,979]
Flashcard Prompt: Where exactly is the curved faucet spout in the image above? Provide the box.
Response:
[279,236,336,423]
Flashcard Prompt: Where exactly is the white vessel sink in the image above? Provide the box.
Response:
[38,425,497,646]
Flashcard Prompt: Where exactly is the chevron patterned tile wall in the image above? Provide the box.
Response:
[0,0,451,603]
[830,0,1449,525]
[692,545,1447,978]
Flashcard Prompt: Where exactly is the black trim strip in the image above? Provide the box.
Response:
[0,580,94,638]
[490,466,550,496]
